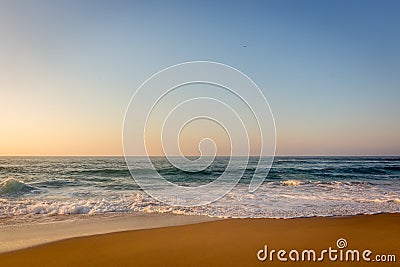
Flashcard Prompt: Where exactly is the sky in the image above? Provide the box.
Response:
[0,0,399,156]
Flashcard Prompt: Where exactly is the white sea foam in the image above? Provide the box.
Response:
[281,180,303,186]
[1,183,399,220]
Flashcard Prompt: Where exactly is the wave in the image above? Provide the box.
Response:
[384,166,400,171]
[281,180,303,186]
[0,196,135,215]
[0,166,26,173]
[268,180,373,187]
[0,178,37,196]
[1,192,398,218]
[278,194,400,205]
[270,165,400,175]
[66,169,130,177]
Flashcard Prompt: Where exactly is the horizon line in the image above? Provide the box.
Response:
[1,154,399,157]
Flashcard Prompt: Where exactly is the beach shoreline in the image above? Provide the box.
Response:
[1,213,399,266]
[0,212,216,253]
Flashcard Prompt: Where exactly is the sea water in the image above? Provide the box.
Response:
[0,156,399,220]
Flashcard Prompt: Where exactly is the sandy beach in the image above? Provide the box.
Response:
[1,213,399,267]
[0,213,216,253]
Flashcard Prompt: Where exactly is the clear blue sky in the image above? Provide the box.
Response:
[0,0,399,155]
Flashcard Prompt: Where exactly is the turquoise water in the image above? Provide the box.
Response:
[0,156,399,218]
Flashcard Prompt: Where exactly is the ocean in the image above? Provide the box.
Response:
[0,156,399,220]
